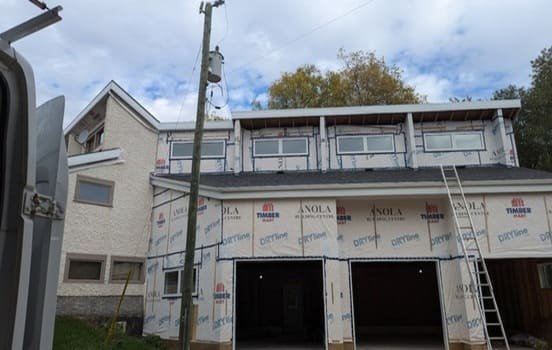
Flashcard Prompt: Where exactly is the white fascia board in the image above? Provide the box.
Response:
[67,148,122,168]
[64,81,160,135]
[231,100,521,120]
[150,175,552,200]
[158,120,233,131]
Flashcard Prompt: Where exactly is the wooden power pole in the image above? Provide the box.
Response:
[179,1,224,349]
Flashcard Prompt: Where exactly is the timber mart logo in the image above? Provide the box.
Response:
[214,283,230,304]
[197,197,207,215]
[256,202,280,222]
[337,206,352,225]
[156,213,166,228]
[506,197,532,218]
[420,204,444,223]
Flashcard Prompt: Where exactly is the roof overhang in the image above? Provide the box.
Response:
[150,174,552,200]
[232,100,521,128]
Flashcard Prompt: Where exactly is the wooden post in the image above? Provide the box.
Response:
[179,1,224,349]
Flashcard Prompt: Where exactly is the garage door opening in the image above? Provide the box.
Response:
[235,260,325,350]
[486,258,552,345]
[352,261,445,350]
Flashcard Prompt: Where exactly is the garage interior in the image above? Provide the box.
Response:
[351,261,445,350]
[235,260,325,350]
[486,258,552,346]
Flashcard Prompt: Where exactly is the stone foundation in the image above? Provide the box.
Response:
[56,295,144,335]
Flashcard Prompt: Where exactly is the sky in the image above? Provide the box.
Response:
[3,0,552,126]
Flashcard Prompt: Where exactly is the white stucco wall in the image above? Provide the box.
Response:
[58,95,158,297]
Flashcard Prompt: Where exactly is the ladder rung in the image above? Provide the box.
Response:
[482,296,493,299]
[487,322,501,326]
[484,309,497,312]
[489,336,506,340]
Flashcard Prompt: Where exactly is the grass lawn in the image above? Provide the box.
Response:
[53,316,168,350]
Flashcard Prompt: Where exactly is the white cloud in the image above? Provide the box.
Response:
[2,0,551,125]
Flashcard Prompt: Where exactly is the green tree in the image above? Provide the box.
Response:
[267,49,425,109]
[493,47,552,171]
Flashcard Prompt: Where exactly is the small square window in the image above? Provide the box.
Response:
[64,253,106,283]
[75,175,114,206]
[163,267,199,297]
[454,133,483,150]
[538,263,552,289]
[254,140,279,156]
[282,139,307,155]
[338,136,364,153]
[365,135,394,152]
[426,134,453,151]
[110,257,144,283]
[164,271,179,295]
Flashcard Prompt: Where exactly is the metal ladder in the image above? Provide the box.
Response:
[440,165,510,350]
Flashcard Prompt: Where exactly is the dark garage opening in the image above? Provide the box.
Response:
[486,258,552,344]
[352,261,445,349]
[235,260,325,349]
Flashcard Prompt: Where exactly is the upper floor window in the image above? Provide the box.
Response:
[171,140,225,159]
[85,126,104,152]
[74,175,114,207]
[337,135,395,154]
[253,137,308,157]
[424,132,484,152]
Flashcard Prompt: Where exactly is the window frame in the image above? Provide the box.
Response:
[162,267,199,298]
[85,123,105,152]
[64,253,106,283]
[538,263,552,289]
[423,131,485,152]
[170,140,226,160]
[336,134,396,155]
[252,137,309,157]
[109,256,146,284]
[74,175,115,207]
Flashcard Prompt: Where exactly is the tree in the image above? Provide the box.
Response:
[267,49,425,109]
[493,47,552,171]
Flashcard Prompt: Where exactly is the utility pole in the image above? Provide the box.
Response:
[179,1,224,349]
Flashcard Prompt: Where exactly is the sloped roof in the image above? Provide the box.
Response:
[158,166,552,188]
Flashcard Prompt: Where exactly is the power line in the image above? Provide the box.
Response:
[225,0,375,77]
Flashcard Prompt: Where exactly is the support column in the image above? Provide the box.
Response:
[405,112,418,169]
[233,120,241,174]
[320,116,328,172]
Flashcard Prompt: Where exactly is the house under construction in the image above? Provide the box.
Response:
[60,82,552,350]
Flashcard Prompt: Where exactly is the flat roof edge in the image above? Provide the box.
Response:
[231,100,521,120]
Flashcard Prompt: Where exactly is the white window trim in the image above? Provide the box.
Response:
[163,267,199,297]
[336,134,395,155]
[171,140,226,160]
[253,137,308,157]
[424,131,484,152]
